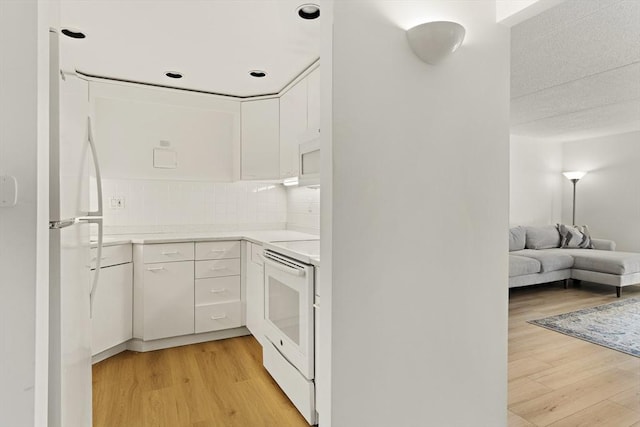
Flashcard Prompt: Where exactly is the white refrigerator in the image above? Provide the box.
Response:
[48,30,103,427]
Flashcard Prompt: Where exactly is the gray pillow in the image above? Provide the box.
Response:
[557,224,594,249]
[509,226,526,251]
[525,225,561,249]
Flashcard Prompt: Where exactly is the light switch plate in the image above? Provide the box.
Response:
[0,175,18,207]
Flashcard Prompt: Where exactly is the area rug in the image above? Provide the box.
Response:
[529,297,640,357]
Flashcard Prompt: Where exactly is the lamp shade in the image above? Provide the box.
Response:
[406,21,465,65]
[563,171,587,181]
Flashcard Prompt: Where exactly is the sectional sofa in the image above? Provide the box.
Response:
[509,225,640,297]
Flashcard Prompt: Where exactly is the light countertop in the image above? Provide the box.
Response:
[92,229,318,247]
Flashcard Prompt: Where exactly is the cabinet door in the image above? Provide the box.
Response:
[307,68,321,134]
[279,80,307,178]
[241,99,280,180]
[91,263,133,355]
[142,261,194,340]
[245,243,266,345]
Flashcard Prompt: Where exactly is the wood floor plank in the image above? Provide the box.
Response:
[508,284,640,427]
[509,410,537,427]
[546,400,640,427]
[609,386,640,414]
[93,336,309,427]
[508,377,554,406]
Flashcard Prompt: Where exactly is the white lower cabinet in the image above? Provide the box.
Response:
[245,242,266,345]
[194,242,242,333]
[139,260,195,341]
[91,245,133,356]
[134,240,244,342]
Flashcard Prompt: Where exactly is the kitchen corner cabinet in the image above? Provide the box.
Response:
[306,68,320,135]
[241,99,280,180]
[279,79,307,179]
[279,67,321,179]
[245,242,266,345]
[133,243,195,341]
[91,244,133,356]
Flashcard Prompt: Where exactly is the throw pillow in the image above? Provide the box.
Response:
[525,225,561,249]
[509,226,526,251]
[557,224,594,249]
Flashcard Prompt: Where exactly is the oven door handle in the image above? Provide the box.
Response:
[264,257,306,277]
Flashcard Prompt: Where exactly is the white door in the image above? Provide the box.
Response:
[49,31,93,427]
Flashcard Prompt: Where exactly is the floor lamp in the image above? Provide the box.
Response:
[563,171,587,225]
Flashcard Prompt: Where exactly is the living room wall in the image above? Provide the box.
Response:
[510,135,563,226]
[561,130,640,252]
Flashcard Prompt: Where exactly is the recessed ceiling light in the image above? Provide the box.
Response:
[61,28,86,39]
[249,70,267,78]
[297,4,320,20]
[165,72,183,79]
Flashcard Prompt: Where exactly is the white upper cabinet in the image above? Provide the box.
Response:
[279,66,321,179]
[241,99,280,180]
[306,68,321,135]
[279,79,308,179]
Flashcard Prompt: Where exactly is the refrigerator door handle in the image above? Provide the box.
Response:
[78,216,103,317]
[86,116,103,218]
[49,218,78,229]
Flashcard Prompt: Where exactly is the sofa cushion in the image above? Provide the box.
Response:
[525,225,561,249]
[545,249,640,275]
[557,224,593,249]
[514,249,574,272]
[509,255,541,277]
[509,226,526,252]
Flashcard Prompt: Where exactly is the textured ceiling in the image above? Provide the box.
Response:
[60,1,321,98]
[510,0,640,141]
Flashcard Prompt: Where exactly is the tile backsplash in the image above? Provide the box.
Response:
[286,186,320,235]
[96,178,288,234]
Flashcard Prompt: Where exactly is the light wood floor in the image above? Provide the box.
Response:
[508,282,640,427]
[95,282,639,427]
[92,335,309,427]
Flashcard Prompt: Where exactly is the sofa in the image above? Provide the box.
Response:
[508,225,640,297]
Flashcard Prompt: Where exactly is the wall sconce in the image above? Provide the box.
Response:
[563,171,587,225]
[406,21,465,65]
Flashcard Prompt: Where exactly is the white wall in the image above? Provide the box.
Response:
[561,131,640,251]
[90,81,241,182]
[327,2,510,426]
[98,178,287,234]
[286,186,320,235]
[0,1,50,425]
[510,135,563,226]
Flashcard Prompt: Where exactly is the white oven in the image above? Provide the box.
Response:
[262,249,317,424]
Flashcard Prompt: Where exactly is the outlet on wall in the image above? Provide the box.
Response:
[109,197,125,209]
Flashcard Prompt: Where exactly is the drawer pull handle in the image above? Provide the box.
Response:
[210,314,227,320]
[161,251,179,255]
[210,288,227,294]
[208,249,226,254]
[313,303,320,309]
[210,267,228,271]
[91,256,108,261]
[146,266,165,272]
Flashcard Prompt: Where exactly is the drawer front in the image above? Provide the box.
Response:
[195,241,241,260]
[195,259,241,279]
[90,244,132,269]
[250,242,264,266]
[195,276,241,305]
[143,243,194,264]
[195,301,242,333]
